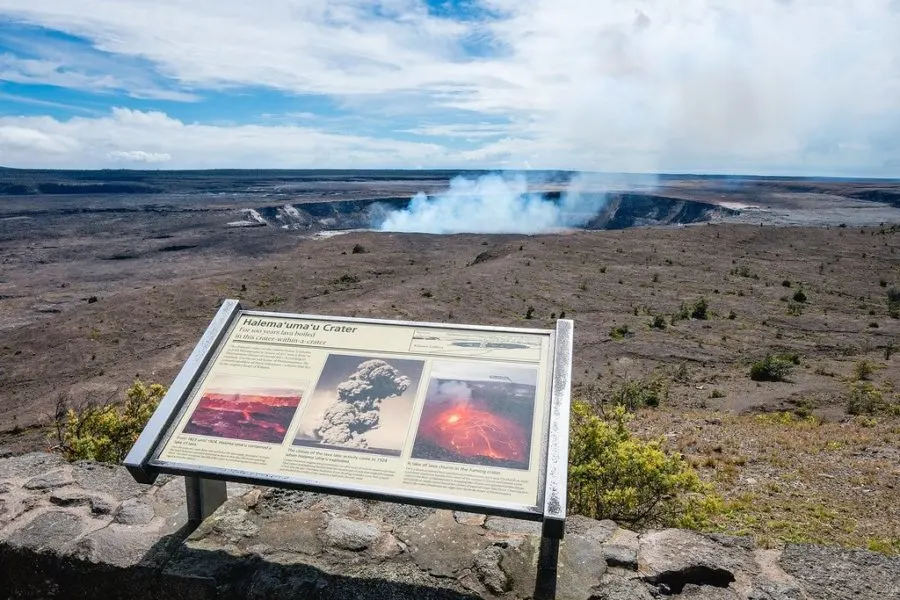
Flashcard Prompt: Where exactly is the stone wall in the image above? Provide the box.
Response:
[1,452,898,600]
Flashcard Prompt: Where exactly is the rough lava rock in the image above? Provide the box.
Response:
[1,453,899,599]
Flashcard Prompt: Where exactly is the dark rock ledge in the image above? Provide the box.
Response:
[1,453,897,600]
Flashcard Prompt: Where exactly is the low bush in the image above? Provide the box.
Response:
[852,360,878,381]
[786,301,804,316]
[750,355,796,382]
[650,314,667,330]
[674,297,710,322]
[568,402,715,528]
[888,288,900,318]
[610,324,630,339]
[609,377,667,410]
[846,382,884,415]
[53,380,166,463]
[333,273,360,285]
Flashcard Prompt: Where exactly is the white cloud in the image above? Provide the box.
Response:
[0,109,450,169]
[106,150,172,163]
[0,44,199,101]
[402,123,509,139]
[0,1,898,175]
[0,123,80,154]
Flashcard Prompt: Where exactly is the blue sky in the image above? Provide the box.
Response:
[0,0,898,175]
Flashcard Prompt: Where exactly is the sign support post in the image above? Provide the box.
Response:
[185,475,227,523]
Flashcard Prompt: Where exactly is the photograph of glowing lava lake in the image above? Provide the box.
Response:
[411,362,538,471]
[182,377,303,444]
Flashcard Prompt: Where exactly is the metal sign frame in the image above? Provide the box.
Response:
[124,299,572,572]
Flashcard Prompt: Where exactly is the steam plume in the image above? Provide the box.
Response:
[314,359,411,448]
[376,173,609,234]
[435,380,473,404]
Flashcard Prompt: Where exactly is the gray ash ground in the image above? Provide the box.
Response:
[0,170,899,450]
[1,169,898,552]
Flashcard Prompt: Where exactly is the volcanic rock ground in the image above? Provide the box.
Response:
[1,171,899,552]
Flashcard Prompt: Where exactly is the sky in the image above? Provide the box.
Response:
[0,0,898,176]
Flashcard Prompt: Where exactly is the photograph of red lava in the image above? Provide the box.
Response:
[411,363,537,470]
[183,389,302,444]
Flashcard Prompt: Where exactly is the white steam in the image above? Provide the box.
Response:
[377,173,611,234]
[435,381,473,404]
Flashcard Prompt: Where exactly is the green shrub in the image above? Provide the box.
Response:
[568,402,713,528]
[54,380,166,463]
[610,324,630,339]
[333,273,360,285]
[852,360,878,381]
[674,297,709,321]
[609,377,667,410]
[888,288,900,318]
[731,265,758,279]
[750,355,795,382]
[792,288,807,303]
[650,314,667,330]
[786,301,804,316]
[845,382,898,416]
[690,297,709,320]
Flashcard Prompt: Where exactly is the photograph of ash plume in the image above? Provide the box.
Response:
[411,362,538,470]
[293,354,424,456]
[183,375,303,444]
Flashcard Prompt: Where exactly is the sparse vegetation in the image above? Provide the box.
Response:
[888,287,900,318]
[792,288,808,303]
[690,297,709,319]
[750,354,796,382]
[52,380,166,463]
[568,402,714,528]
[608,377,667,410]
[609,324,630,339]
[332,273,360,285]
[650,314,667,330]
[731,265,759,279]
[786,301,804,316]
[852,360,878,381]
[674,296,709,321]
[351,243,367,254]
[845,382,898,416]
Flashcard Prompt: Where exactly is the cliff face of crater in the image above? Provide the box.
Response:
[1,452,898,600]
[249,194,736,232]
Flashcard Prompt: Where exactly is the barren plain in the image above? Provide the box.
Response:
[1,169,899,551]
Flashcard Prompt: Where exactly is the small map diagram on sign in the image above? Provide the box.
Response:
[410,329,544,362]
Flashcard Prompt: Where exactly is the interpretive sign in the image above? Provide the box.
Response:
[125,300,572,539]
